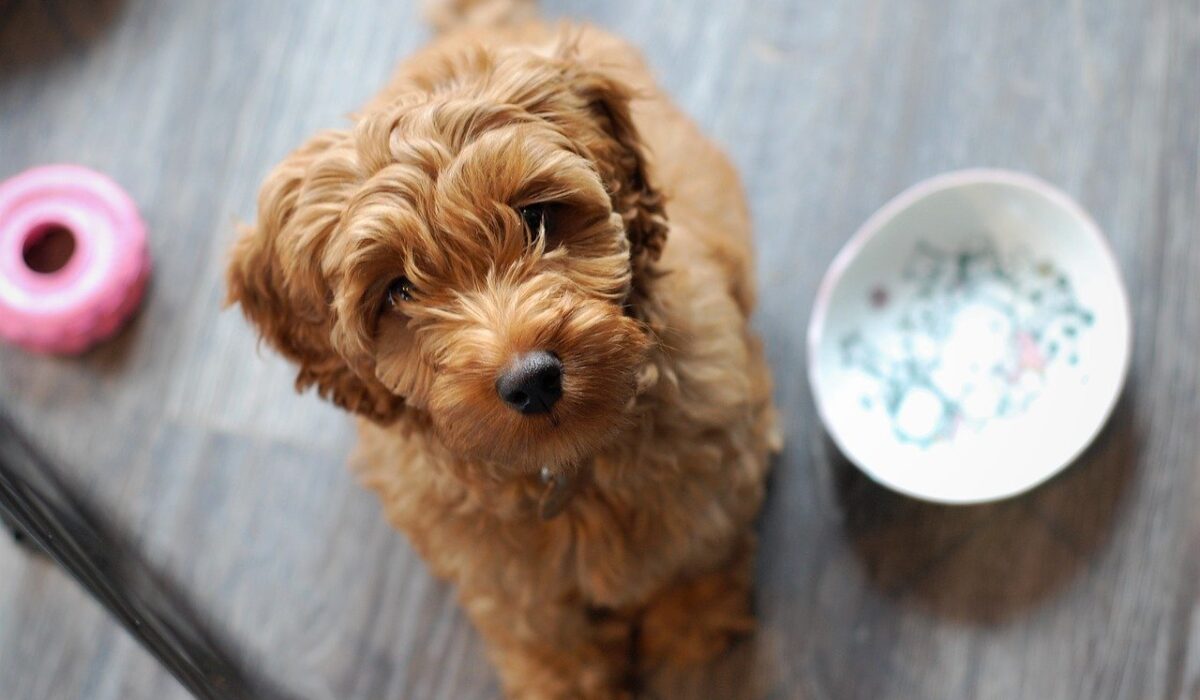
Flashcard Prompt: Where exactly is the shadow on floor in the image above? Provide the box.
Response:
[0,0,123,74]
[82,275,151,375]
[831,387,1139,625]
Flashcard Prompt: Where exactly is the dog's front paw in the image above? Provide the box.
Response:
[483,610,636,700]
[637,554,755,669]
[508,683,633,700]
[498,652,634,700]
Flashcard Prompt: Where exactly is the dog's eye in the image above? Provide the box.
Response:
[385,276,415,306]
[519,203,550,244]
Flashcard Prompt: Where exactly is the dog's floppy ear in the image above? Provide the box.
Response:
[561,58,669,288]
[226,129,405,423]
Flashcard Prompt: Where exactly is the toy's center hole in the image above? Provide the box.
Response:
[22,224,76,274]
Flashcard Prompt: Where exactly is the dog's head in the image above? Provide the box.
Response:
[227,40,666,472]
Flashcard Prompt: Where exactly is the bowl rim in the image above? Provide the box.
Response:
[806,168,1133,504]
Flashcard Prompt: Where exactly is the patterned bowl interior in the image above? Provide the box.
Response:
[808,170,1131,504]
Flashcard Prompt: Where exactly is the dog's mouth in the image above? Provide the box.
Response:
[429,368,637,471]
[426,338,646,472]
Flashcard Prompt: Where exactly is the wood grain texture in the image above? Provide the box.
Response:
[1,0,1198,698]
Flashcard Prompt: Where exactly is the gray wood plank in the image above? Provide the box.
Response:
[1,0,1198,698]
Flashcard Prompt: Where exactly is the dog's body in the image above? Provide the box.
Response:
[229,8,777,698]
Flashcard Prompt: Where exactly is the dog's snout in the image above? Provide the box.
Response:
[496,351,563,415]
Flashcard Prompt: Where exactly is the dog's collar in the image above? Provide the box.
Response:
[538,463,591,520]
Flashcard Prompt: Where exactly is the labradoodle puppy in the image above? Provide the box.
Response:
[226,2,779,697]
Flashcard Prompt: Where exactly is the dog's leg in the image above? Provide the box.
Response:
[462,589,636,699]
[636,535,756,670]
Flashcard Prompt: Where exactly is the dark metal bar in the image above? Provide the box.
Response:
[0,409,297,700]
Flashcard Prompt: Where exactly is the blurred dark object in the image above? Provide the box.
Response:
[0,0,122,70]
[0,408,295,700]
[0,502,44,554]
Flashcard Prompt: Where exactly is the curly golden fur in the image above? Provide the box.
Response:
[226,5,779,697]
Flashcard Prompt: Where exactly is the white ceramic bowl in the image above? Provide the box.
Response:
[808,169,1131,504]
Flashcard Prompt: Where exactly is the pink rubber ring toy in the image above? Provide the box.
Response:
[0,165,150,354]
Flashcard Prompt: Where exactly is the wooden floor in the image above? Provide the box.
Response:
[1,0,1198,698]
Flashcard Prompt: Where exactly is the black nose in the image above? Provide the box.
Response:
[496,351,563,415]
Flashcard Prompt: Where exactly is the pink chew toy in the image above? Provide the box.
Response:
[0,165,150,354]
